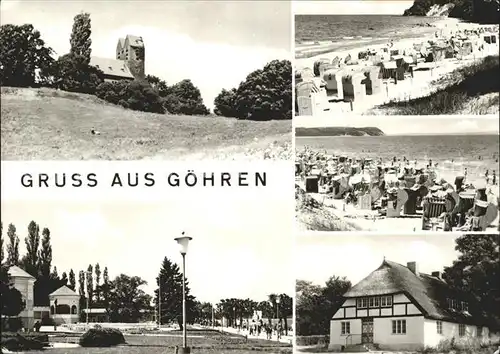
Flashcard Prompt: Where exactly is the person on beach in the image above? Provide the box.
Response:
[493,170,497,185]
[486,170,490,184]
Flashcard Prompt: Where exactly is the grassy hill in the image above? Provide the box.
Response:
[295,127,385,137]
[1,87,292,160]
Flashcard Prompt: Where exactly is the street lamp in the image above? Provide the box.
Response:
[233,306,236,328]
[175,232,192,354]
[276,296,280,320]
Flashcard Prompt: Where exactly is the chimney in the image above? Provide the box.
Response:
[407,262,419,275]
[431,271,441,278]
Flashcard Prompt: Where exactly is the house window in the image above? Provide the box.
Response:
[357,298,368,308]
[369,297,375,308]
[459,324,466,337]
[341,322,350,335]
[461,301,468,312]
[392,320,406,334]
[437,321,443,334]
[374,297,380,307]
[381,296,392,307]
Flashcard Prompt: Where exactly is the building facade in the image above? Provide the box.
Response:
[329,260,500,351]
[8,266,36,330]
[8,267,81,328]
[90,34,145,82]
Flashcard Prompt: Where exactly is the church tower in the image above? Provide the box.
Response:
[116,35,145,80]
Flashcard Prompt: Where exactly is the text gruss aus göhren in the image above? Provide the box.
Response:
[19,171,268,188]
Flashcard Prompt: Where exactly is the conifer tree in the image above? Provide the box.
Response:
[6,223,20,266]
[69,12,92,64]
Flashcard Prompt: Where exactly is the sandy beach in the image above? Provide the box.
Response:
[295,18,499,115]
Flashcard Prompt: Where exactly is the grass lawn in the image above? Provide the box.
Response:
[0,87,292,160]
[370,55,499,115]
[41,329,292,353]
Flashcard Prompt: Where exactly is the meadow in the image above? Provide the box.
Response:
[0,87,291,160]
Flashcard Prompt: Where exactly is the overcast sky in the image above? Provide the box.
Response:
[2,196,294,304]
[294,116,500,135]
[296,233,462,287]
[0,0,291,110]
[293,0,414,15]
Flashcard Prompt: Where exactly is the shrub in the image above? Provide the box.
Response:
[1,333,47,351]
[79,327,126,347]
[95,80,165,114]
[295,335,330,346]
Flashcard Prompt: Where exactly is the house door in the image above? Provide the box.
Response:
[361,318,374,344]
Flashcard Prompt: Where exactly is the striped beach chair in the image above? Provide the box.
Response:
[422,196,446,230]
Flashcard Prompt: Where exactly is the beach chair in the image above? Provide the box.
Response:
[387,189,408,218]
[421,196,446,230]
[357,194,372,210]
[470,200,498,231]
[455,192,475,226]
[305,176,319,193]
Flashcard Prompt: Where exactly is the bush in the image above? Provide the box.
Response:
[1,333,47,351]
[95,80,165,114]
[295,335,330,346]
[79,327,126,347]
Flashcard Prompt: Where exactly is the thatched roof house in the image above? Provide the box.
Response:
[328,259,500,352]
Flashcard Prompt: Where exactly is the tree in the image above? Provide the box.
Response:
[164,79,210,115]
[100,266,111,309]
[256,300,274,319]
[296,276,351,336]
[51,266,59,279]
[61,272,68,285]
[108,274,152,323]
[86,264,93,306]
[276,293,293,335]
[1,222,3,264]
[145,74,172,97]
[213,88,237,117]
[218,59,292,121]
[442,234,500,319]
[0,264,25,316]
[154,257,196,330]
[69,269,76,291]
[53,53,104,94]
[95,263,101,303]
[78,270,86,321]
[69,13,92,64]
[37,228,52,278]
[0,24,55,87]
[21,221,40,276]
[6,223,20,266]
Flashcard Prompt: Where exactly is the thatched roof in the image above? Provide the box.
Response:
[89,57,134,79]
[344,259,499,327]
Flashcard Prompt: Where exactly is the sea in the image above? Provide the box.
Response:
[295,15,446,51]
[296,134,500,186]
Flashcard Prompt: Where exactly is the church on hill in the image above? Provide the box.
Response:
[89,34,145,82]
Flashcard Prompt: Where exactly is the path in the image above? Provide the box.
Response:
[206,325,293,345]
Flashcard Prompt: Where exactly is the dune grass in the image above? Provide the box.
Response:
[0,87,291,160]
[372,55,500,115]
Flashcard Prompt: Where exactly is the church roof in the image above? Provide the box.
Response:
[126,34,144,48]
[89,56,134,79]
[343,259,499,328]
[117,38,125,49]
[8,265,35,279]
[49,285,78,297]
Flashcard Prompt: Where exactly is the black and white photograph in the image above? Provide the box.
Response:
[0,193,294,353]
[295,116,499,232]
[295,233,500,353]
[294,0,499,116]
[0,1,292,160]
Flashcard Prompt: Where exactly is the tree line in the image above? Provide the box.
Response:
[0,12,291,120]
[1,221,292,330]
[296,234,500,336]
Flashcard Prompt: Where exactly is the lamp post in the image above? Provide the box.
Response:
[233,306,236,328]
[276,296,280,320]
[175,232,192,354]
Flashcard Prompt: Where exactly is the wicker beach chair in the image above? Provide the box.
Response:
[421,196,447,230]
